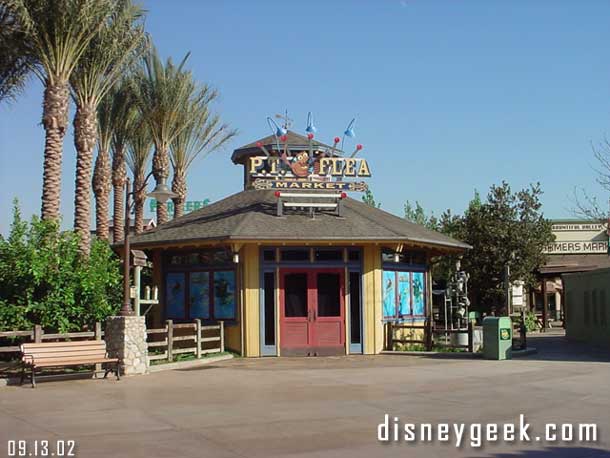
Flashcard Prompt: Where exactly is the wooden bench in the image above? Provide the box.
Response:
[20,341,120,388]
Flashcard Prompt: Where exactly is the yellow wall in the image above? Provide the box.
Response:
[243,244,261,357]
[363,245,383,354]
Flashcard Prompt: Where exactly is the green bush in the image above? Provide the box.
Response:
[0,201,122,332]
[524,311,539,333]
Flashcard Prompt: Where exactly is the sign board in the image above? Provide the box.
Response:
[249,156,370,192]
[149,199,210,214]
[544,240,608,254]
[551,223,604,232]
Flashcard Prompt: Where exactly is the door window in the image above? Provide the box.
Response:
[317,273,341,317]
[284,273,308,317]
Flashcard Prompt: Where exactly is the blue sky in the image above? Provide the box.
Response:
[1,0,610,234]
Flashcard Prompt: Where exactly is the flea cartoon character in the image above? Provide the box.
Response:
[281,150,310,177]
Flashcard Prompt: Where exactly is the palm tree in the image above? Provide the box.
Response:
[70,0,146,253]
[0,3,32,103]
[111,84,137,243]
[131,47,202,225]
[8,0,113,221]
[126,117,153,234]
[93,89,115,240]
[93,83,132,240]
[170,95,235,219]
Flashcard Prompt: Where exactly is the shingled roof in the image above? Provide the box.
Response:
[128,189,470,251]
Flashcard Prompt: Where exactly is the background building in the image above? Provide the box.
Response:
[534,219,609,327]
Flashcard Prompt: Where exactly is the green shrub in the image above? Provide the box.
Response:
[524,311,539,333]
[0,201,122,332]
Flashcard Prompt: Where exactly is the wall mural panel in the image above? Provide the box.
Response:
[383,270,426,320]
[397,272,411,316]
[189,272,210,319]
[166,272,186,319]
[214,271,236,319]
[383,271,396,318]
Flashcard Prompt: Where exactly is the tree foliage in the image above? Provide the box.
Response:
[446,182,554,311]
[361,188,380,208]
[405,184,554,312]
[0,201,122,332]
[404,200,438,229]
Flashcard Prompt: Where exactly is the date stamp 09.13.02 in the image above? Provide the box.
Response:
[7,440,76,457]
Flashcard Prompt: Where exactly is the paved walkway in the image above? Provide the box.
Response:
[1,332,609,458]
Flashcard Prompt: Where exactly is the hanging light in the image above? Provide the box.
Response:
[232,252,240,264]
[394,252,400,263]
[147,179,177,204]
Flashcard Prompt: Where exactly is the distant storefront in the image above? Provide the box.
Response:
[127,129,469,357]
[534,220,610,326]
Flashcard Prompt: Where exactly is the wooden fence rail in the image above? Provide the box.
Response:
[146,320,224,363]
[386,319,474,352]
[0,323,104,354]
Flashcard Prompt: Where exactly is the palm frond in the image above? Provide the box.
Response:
[126,114,153,176]
[0,3,34,102]
[170,89,237,174]
[8,0,115,85]
[69,0,148,107]
[130,45,200,151]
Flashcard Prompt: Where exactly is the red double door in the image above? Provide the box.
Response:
[279,269,345,356]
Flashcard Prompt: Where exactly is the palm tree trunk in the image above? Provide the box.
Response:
[112,145,127,242]
[93,148,111,240]
[152,145,170,224]
[40,81,70,221]
[72,103,97,255]
[134,170,145,234]
[171,169,187,219]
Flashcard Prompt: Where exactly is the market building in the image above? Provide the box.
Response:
[533,219,610,327]
[127,129,470,357]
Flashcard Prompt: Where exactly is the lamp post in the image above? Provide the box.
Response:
[120,176,176,317]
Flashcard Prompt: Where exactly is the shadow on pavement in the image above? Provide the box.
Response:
[476,446,610,458]
[519,332,610,363]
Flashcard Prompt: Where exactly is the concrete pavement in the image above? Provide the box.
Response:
[1,332,609,458]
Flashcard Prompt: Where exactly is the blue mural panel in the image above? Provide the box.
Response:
[412,272,425,316]
[166,272,186,319]
[383,271,396,318]
[397,272,411,316]
[214,271,236,319]
[189,272,210,319]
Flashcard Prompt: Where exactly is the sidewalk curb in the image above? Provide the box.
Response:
[148,353,234,372]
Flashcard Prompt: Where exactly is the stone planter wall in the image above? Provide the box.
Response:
[105,315,149,375]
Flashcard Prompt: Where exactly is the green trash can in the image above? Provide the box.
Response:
[483,317,512,360]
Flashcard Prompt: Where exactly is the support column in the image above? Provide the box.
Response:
[554,291,562,321]
[542,277,548,332]
[105,315,149,375]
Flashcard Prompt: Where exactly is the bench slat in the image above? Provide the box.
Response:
[22,343,106,352]
[23,350,107,359]
[22,340,104,349]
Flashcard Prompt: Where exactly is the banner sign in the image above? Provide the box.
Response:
[149,199,210,214]
[249,156,371,192]
[551,223,605,232]
[544,240,608,254]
